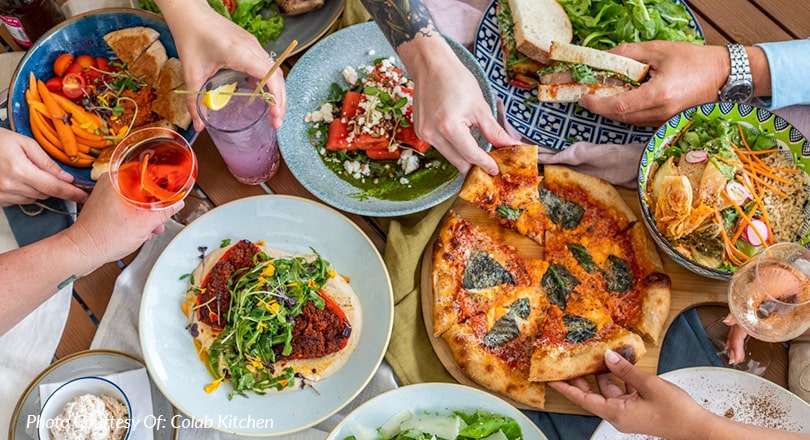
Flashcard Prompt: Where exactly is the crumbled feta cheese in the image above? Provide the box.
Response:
[367,49,376,56]
[343,160,371,179]
[342,66,358,86]
[399,177,410,185]
[320,103,334,123]
[398,149,421,175]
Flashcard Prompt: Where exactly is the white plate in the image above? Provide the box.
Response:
[326,383,549,440]
[279,21,495,217]
[473,0,702,151]
[10,349,176,440]
[591,367,810,439]
[139,195,394,437]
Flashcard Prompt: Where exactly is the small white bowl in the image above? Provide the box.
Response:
[38,376,131,440]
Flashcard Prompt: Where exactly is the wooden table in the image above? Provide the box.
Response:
[54,0,809,395]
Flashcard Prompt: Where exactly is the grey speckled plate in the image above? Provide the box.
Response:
[279,21,495,217]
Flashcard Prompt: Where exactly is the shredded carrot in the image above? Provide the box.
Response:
[738,124,752,151]
[738,175,774,245]
[722,191,769,247]
[714,211,748,265]
[737,148,780,156]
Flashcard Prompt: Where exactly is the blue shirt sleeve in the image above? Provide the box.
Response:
[753,39,810,109]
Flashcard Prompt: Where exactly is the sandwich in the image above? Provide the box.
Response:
[496,0,572,89]
[536,41,650,102]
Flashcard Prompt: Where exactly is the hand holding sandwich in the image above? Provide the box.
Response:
[155,0,286,130]
[579,41,771,127]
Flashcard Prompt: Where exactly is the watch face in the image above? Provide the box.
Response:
[721,82,754,103]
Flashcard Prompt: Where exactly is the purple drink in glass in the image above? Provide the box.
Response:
[197,70,280,185]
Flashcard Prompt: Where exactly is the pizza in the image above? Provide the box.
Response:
[184,239,362,398]
[431,145,671,407]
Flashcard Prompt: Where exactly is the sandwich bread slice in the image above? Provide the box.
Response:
[537,41,650,102]
[497,0,572,89]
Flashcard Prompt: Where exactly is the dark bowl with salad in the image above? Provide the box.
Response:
[638,103,810,280]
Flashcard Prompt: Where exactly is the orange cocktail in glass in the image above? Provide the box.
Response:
[109,127,197,210]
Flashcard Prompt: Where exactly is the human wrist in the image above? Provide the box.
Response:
[396,34,456,84]
[746,46,771,97]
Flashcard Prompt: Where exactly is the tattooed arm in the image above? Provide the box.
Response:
[360,0,517,175]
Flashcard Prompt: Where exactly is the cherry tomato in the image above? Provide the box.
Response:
[75,54,96,70]
[95,57,110,73]
[222,0,236,15]
[53,53,74,77]
[44,76,63,92]
[61,73,86,99]
[65,54,97,76]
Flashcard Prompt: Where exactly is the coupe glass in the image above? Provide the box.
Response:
[728,242,810,342]
[109,127,197,210]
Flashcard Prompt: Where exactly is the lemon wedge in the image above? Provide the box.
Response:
[202,82,238,111]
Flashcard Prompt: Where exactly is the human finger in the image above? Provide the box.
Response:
[580,88,670,127]
[602,349,656,393]
[595,373,627,398]
[474,109,519,149]
[444,121,501,175]
[726,323,748,365]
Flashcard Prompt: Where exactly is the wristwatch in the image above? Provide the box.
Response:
[718,43,754,103]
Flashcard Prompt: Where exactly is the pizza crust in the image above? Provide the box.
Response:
[529,326,646,382]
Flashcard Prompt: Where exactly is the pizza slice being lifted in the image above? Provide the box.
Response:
[459,145,546,245]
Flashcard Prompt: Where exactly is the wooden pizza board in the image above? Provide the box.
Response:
[420,188,730,415]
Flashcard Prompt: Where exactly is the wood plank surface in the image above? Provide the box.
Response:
[687,0,793,44]
[54,297,98,358]
[749,0,810,39]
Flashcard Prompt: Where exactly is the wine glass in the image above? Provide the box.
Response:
[728,242,810,343]
[108,127,198,210]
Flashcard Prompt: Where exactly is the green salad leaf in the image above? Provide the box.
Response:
[136,0,283,45]
[344,410,523,440]
[557,0,705,49]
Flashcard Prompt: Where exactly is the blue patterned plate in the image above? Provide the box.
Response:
[638,103,810,280]
[474,0,703,151]
[8,8,198,189]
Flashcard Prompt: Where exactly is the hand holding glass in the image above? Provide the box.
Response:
[196,70,280,185]
[109,127,197,210]
[728,242,810,342]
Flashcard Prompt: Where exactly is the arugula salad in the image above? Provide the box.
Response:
[557,0,705,49]
[139,0,283,45]
[344,409,524,440]
[184,240,335,399]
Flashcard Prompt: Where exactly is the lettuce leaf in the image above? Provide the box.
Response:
[558,0,705,49]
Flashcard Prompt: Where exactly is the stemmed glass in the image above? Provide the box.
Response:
[707,242,810,376]
[728,242,810,342]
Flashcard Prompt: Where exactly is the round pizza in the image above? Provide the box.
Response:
[432,145,671,408]
[184,239,362,398]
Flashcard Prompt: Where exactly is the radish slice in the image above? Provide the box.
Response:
[744,218,770,247]
[725,181,753,205]
[684,150,709,164]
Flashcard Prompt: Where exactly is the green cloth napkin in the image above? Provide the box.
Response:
[381,198,457,385]
[339,0,372,29]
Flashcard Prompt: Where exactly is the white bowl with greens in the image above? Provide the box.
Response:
[638,102,810,279]
[326,383,548,440]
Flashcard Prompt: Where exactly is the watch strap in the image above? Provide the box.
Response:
[726,43,752,85]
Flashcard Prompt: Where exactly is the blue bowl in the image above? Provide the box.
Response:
[8,7,198,189]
